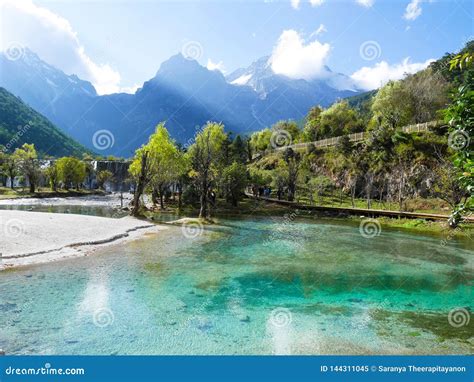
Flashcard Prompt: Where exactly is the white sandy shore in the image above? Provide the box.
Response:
[0,210,166,268]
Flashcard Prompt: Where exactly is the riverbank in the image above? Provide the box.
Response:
[0,187,107,200]
[0,210,167,269]
[0,193,132,208]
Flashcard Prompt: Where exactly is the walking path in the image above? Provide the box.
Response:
[245,192,473,223]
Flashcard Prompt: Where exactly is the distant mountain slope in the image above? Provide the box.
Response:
[0,49,361,157]
[226,56,361,125]
[0,87,90,157]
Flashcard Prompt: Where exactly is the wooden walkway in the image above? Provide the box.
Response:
[254,120,443,159]
[245,193,473,223]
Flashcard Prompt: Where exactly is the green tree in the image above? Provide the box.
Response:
[148,124,182,210]
[129,147,151,216]
[129,123,187,211]
[270,161,287,200]
[371,81,413,129]
[45,162,59,191]
[14,143,40,193]
[188,122,227,218]
[1,152,17,189]
[283,148,301,201]
[56,157,86,190]
[250,128,272,152]
[271,120,300,143]
[302,106,323,142]
[222,162,248,206]
[249,167,271,198]
[318,100,364,138]
[229,135,248,164]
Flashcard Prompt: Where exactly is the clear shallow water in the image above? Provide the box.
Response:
[0,204,128,218]
[0,195,131,218]
[0,216,472,355]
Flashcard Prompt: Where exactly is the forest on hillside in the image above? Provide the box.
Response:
[0,87,90,157]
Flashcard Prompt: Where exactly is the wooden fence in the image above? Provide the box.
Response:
[254,120,444,158]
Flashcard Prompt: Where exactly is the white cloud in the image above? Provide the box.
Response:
[206,58,226,73]
[404,0,422,20]
[350,57,433,90]
[0,0,127,94]
[311,24,327,37]
[118,84,140,94]
[290,0,301,10]
[270,30,331,80]
[356,0,375,7]
[291,0,323,10]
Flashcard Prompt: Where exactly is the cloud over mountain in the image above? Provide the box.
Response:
[269,30,331,81]
[0,0,124,95]
[350,57,433,90]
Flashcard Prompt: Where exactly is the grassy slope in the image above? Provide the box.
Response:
[0,87,91,157]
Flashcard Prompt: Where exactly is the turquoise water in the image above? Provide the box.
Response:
[0,216,472,355]
[0,204,128,218]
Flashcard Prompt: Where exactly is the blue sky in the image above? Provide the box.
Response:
[1,0,472,93]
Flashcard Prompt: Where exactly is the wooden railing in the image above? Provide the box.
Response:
[254,120,443,158]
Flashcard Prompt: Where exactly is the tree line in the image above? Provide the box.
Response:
[0,144,115,192]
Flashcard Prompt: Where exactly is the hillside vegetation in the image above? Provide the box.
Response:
[0,87,90,157]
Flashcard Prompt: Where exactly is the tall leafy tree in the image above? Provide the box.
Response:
[129,123,186,212]
[14,143,40,193]
[56,157,86,190]
[1,152,17,189]
[283,148,301,201]
[188,122,227,218]
[129,147,151,216]
[222,162,248,207]
[45,161,59,191]
[371,81,413,129]
[229,135,248,164]
[318,101,364,138]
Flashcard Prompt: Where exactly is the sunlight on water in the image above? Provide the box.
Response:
[0,216,472,355]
